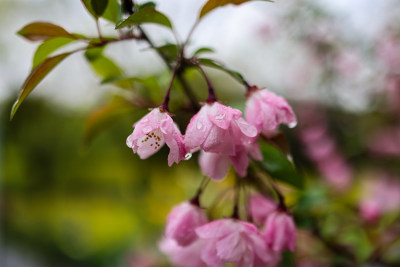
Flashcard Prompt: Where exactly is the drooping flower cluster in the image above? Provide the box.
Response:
[160,194,296,267]
[127,87,296,181]
[185,101,259,180]
[126,86,298,266]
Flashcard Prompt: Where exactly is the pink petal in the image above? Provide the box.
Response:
[208,102,241,130]
[216,231,246,262]
[195,219,235,239]
[202,126,235,156]
[200,241,224,267]
[136,128,165,159]
[230,146,249,177]
[184,105,213,151]
[199,151,231,181]
[159,238,206,267]
[234,118,258,138]
[166,202,207,246]
[249,194,276,226]
[247,142,263,161]
[130,108,165,141]
[161,118,186,166]
[249,234,273,263]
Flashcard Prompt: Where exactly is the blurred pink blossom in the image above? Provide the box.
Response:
[385,75,400,112]
[249,194,277,226]
[368,126,400,157]
[359,175,400,223]
[262,210,297,253]
[333,50,361,77]
[195,219,275,267]
[298,106,352,190]
[159,238,206,267]
[165,202,208,246]
[377,34,400,71]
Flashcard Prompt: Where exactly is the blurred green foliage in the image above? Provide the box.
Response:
[1,98,205,266]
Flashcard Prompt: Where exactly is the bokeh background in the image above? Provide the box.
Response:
[1,0,400,266]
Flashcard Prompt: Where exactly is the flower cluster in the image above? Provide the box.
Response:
[159,194,296,267]
[127,87,296,180]
[126,86,297,266]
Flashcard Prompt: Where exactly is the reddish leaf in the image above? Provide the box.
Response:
[84,98,137,145]
[17,22,74,41]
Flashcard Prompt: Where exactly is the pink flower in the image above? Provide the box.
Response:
[195,219,275,267]
[359,202,381,223]
[368,126,400,157]
[126,108,186,166]
[165,202,208,246]
[245,88,297,137]
[262,210,297,253]
[185,102,258,156]
[199,142,262,181]
[359,175,400,223]
[159,238,206,267]
[249,194,277,226]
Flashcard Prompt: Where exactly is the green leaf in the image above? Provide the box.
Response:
[82,0,97,18]
[91,0,109,16]
[279,251,295,267]
[197,58,246,85]
[152,43,179,63]
[193,47,214,56]
[258,142,303,189]
[10,53,72,120]
[138,1,157,9]
[84,47,123,81]
[32,37,76,69]
[17,22,74,41]
[115,6,172,29]
[199,0,272,18]
[102,0,120,22]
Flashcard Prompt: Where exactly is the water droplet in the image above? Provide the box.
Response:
[196,122,203,130]
[143,126,152,133]
[142,118,149,123]
[185,153,192,160]
[288,121,297,128]
[215,113,225,120]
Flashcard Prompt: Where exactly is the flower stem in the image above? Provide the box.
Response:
[196,64,217,103]
[160,62,180,112]
[190,176,210,207]
[271,181,287,211]
[130,1,199,110]
[231,176,241,220]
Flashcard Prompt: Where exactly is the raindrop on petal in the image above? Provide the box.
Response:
[197,122,203,130]
[185,153,192,160]
[214,113,225,120]
[288,121,297,128]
